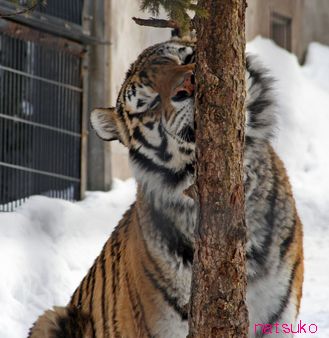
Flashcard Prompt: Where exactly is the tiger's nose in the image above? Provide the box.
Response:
[173,72,195,97]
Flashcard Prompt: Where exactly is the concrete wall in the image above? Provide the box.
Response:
[246,0,303,58]
[247,0,329,60]
[301,0,329,60]
[246,0,268,41]
[108,0,170,179]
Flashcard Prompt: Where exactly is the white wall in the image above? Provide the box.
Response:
[109,1,171,179]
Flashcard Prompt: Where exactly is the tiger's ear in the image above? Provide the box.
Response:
[90,107,119,141]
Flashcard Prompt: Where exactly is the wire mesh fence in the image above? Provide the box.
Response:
[0,14,85,211]
[20,0,84,25]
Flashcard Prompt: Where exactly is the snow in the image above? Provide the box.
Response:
[302,42,329,94]
[0,179,136,338]
[1,37,329,337]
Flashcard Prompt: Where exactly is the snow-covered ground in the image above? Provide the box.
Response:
[0,179,137,338]
[1,38,329,337]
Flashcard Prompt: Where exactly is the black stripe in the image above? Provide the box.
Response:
[110,231,121,338]
[141,227,177,292]
[137,213,180,301]
[133,126,172,162]
[124,272,140,327]
[71,288,78,305]
[132,126,161,151]
[246,55,275,136]
[127,111,144,119]
[139,70,153,87]
[89,264,97,338]
[246,57,273,96]
[137,99,145,108]
[70,271,88,308]
[245,135,255,147]
[150,206,194,266]
[268,259,301,325]
[49,307,92,338]
[156,124,173,162]
[117,105,124,117]
[76,279,84,309]
[246,245,267,267]
[86,264,94,295]
[133,288,154,338]
[280,216,297,260]
[177,125,195,143]
[262,153,279,256]
[101,248,108,337]
[124,64,133,80]
[248,97,272,118]
[150,95,161,109]
[246,152,278,271]
[145,121,155,130]
[110,235,118,337]
[138,205,193,322]
[124,271,153,338]
[130,148,194,186]
[131,83,136,96]
[143,264,188,321]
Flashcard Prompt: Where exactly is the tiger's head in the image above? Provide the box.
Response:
[91,40,196,206]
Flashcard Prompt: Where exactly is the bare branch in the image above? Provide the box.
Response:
[0,1,40,18]
[132,17,180,30]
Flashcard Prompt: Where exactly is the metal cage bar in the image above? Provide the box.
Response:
[0,0,100,44]
[0,17,85,211]
[33,0,84,25]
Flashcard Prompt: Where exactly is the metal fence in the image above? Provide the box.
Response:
[32,0,84,25]
[0,1,87,211]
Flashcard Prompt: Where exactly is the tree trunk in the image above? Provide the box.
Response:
[188,1,248,337]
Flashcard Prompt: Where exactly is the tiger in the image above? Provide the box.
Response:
[28,38,303,338]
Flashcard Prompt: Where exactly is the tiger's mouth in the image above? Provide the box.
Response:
[172,72,195,100]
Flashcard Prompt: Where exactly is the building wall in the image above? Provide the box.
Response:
[246,0,303,58]
[246,0,268,40]
[301,0,329,60]
[247,0,329,60]
[87,0,113,191]
[108,0,170,179]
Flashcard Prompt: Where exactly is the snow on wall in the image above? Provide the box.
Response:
[0,38,329,337]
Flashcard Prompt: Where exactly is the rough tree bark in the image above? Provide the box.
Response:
[188,1,249,337]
